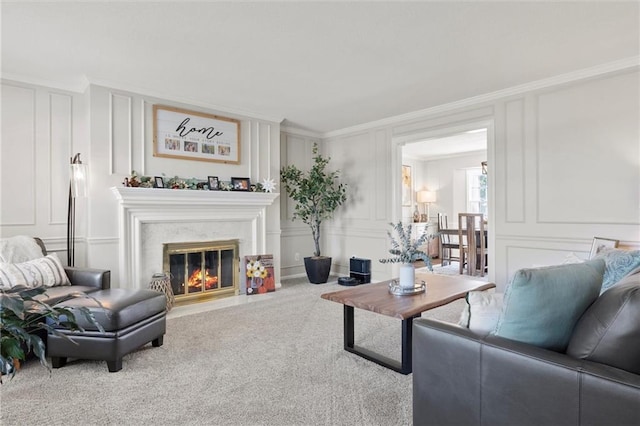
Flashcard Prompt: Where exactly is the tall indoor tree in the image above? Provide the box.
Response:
[280,143,347,283]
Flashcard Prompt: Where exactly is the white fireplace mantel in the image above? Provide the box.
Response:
[111,187,279,290]
[112,186,279,207]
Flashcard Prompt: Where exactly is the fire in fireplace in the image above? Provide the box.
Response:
[163,240,239,304]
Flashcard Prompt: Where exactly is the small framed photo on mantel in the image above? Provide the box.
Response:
[207,176,219,190]
[154,176,165,188]
[231,177,250,191]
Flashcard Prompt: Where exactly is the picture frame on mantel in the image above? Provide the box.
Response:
[207,176,219,190]
[231,177,250,191]
[153,104,241,164]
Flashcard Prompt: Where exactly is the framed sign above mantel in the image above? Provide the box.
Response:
[153,105,241,164]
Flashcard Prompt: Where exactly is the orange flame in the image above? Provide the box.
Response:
[187,268,218,290]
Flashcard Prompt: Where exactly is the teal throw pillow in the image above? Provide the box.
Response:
[493,259,605,352]
[594,248,640,294]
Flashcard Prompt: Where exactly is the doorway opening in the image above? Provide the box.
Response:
[400,127,488,225]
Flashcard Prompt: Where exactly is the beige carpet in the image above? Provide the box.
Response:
[0,278,465,426]
[420,263,489,281]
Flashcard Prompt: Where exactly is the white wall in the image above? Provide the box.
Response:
[1,81,281,289]
[280,127,390,279]
[0,81,89,260]
[4,65,639,290]
[281,66,640,290]
[279,131,330,278]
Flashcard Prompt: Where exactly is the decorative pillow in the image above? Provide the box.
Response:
[0,253,70,289]
[493,259,605,352]
[458,289,503,335]
[593,248,640,294]
[566,273,640,374]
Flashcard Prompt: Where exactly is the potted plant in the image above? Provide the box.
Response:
[0,285,102,382]
[379,222,434,289]
[280,143,347,284]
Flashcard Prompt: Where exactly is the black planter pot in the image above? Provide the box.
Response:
[304,256,332,284]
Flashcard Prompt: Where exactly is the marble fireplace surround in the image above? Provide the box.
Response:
[111,187,279,291]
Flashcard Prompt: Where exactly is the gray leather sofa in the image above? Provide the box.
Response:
[32,237,111,303]
[413,272,640,426]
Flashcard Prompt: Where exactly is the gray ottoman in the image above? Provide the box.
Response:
[48,288,166,372]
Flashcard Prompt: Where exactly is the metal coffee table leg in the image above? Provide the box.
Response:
[343,305,415,375]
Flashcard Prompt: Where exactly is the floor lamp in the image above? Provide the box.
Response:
[67,153,87,267]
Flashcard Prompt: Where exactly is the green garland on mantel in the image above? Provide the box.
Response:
[123,171,266,192]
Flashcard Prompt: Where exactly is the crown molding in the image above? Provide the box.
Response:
[87,76,284,124]
[280,125,322,139]
[322,56,640,139]
[1,73,88,93]
[1,72,285,124]
[5,56,638,136]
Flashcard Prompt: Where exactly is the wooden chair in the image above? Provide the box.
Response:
[458,213,487,276]
[438,213,460,267]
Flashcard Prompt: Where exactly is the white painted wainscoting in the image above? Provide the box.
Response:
[111,187,278,291]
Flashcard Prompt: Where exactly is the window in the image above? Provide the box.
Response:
[466,168,487,215]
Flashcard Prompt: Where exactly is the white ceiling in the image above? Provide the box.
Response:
[2,1,638,135]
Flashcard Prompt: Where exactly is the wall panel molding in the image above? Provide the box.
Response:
[48,92,73,225]
[504,98,525,223]
[265,122,272,179]
[534,71,640,225]
[375,128,390,221]
[86,237,119,245]
[140,99,147,175]
[280,227,310,238]
[326,227,388,240]
[251,121,274,182]
[39,236,75,251]
[108,92,133,175]
[496,234,595,245]
[0,84,36,225]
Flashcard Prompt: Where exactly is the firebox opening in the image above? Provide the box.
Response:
[163,239,239,305]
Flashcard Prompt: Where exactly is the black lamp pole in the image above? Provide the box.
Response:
[67,153,83,267]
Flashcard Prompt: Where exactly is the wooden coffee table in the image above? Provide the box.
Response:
[321,274,495,374]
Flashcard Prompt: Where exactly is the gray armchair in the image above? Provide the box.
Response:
[33,238,110,304]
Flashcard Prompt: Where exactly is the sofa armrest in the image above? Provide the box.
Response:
[413,318,640,426]
[412,319,486,426]
[64,267,110,290]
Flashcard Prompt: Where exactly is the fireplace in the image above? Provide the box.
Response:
[111,187,279,293]
[163,240,239,304]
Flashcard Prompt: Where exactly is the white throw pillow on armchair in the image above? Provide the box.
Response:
[0,253,70,289]
[458,289,504,334]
